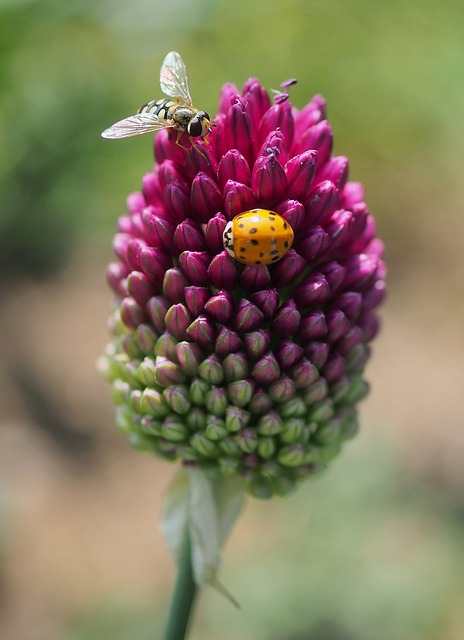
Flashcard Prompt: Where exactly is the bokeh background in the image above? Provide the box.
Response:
[1,0,463,638]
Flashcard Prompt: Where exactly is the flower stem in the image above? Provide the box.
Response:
[163,527,198,640]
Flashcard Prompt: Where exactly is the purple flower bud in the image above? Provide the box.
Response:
[127,271,155,307]
[251,352,281,385]
[272,299,301,335]
[306,180,339,225]
[257,129,288,165]
[176,341,204,376]
[225,97,257,163]
[322,354,345,383]
[341,181,364,207]
[134,324,158,355]
[157,159,184,189]
[207,251,239,289]
[251,151,287,206]
[164,303,192,340]
[332,291,363,322]
[285,150,318,204]
[184,286,210,316]
[146,296,169,333]
[120,297,146,330]
[223,180,256,219]
[179,251,210,286]
[204,290,234,323]
[294,273,330,308]
[215,326,243,357]
[243,329,271,360]
[142,172,161,206]
[163,180,192,222]
[184,143,218,183]
[318,261,346,294]
[239,264,271,292]
[138,246,172,282]
[162,268,188,303]
[276,340,304,369]
[343,254,379,291]
[302,378,328,404]
[337,326,363,355]
[326,310,351,343]
[271,250,306,287]
[250,288,280,319]
[204,213,227,254]
[227,379,254,407]
[359,313,380,342]
[259,101,294,142]
[217,150,251,189]
[295,226,329,261]
[107,262,129,297]
[154,129,186,165]
[127,191,146,214]
[242,78,272,127]
[142,208,176,252]
[304,341,329,369]
[275,199,306,230]
[234,298,265,332]
[296,120,333,165]
[223,352,250,381]
[154,332,178,361]
[248,388,273,414]
[173,219,206,253]
[186,315,216,346]
[190,172,223,222]
[290,358,319,389]
[198,354,224,385]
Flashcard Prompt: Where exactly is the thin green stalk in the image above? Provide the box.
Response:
[162,528,198,640]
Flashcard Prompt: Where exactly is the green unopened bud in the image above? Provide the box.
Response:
[279,396,307,418]
[140,416,162,436]
[189,377,211,405]
[176,341,203,376]
[302,378,328,404]
[340,408,359,439]
[155,332,179,361]
[198,354,224,384]
[111,379,130,405]
[313,419,342,444]
[223,352,250,382]
[261,460,280,478]
[303,445,321,464]
[227,379,254,407]
[163,385,191,415]
[160,418,189,442]
[248,389,273,414]
[280,418,305,444]
[130,389,143,412]
[190,432,219,457]
[133,324,158,354]
[113,308,131,336]
[308,399,335,423]
[205,417,228,440]
[277,443,305,467]
[140,388,170,418]
[330,377,351,404]
[268,376,296,402]
[235,428,258,453]
[128,432,158,452]
[271,473,298,497]
[257,411,283,436]
[154,356,186,387]
[343,378,370,404]
[219,457,242,476]
[115,405,137,434]
[185,406,207,431]
[257,436,276,459]
[248,475,273,499]
[137,357,157,386]
[218,436,240,456]
[225,406,251,432]
[318,441,342,462]
[205,387,228,416]
[123,359,143,387]
[121,334,142,359]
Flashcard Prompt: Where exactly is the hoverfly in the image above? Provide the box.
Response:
[101,51,215,146]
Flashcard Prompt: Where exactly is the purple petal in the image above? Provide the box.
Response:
[142,207,176,252]
[294,273,330,308]
[259,102,294,144]
[340,181,364,208]
[294,120,333,165]
[184,286,210,316]
[215,327,243,357]
[127,271,156,307]
[298,310,328,340]
[163,268,188,303]
[330,291,363,322]
[304,342,329,369]
[275,199,305,231]
[204,290,234,323]
[165,303,192,340]
[251,151,287,206]
[223,180,256,219]
[157,160,184,189]
[252,352,281,385]
[207,251,239,289]
[120,297,146,330]
[342,254,379,291]
[295,226,330,262]
[224,96,258,164]
[179,251,210,285]
[257,130,289,165]
[239,264,271,292]
[163,180,192,223]
[185,315,217,346]
[285,150,318,204]
[127,192,146,215]
[272,299,301,334]
[218,82,240,114]
[306,180,340,225]
[250,288,280,318]
[326,310,351,342]
[204,213,227,254]
[271,250,306,287]
[173,219,206,253]
[242,79,272,127]
[138,246,172,282]
[316,156,349,191]
[318,262,346,294]
[146,296,169,333]
[142,172,162,207]
[276,340,304,369]
[294,95,326,137]
[234,298,265,332]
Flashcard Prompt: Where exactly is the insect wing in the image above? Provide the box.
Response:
[101,113,170,139]
[159,51,192,105]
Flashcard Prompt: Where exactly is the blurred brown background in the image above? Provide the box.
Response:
[0,0,463,638]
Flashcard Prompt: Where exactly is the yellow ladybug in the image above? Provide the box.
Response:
[223,209,294,265]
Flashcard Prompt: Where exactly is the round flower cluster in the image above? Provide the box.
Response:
[100,78,386,498]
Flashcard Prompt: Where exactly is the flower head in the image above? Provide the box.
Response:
[100,77,386,499]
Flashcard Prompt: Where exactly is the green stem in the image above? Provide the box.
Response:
[162,528,198,640]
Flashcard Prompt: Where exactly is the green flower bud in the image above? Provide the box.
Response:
[302,378,328,404]
[160,418,190,442]
[198,354,224,385]
[111,379,130,405]
[257,411,283,436]
[129,389,143,413]
[140,416,162,436]
[137,357,157,386]
[235,428,258,453]
[313,419,342,444]
[205,388,228,416]
[280,418,305,444]
[343,378,370,404]
[189,377,211,405]
[205,417,228,441]
[219,436,242,457]
[163,385,191,415]
[257,437,276,459]
[225,406,251,433]
[140,388,170,418]
[133,324,158,355]
[248,475,274,500]
[115,405,138,434]
[190,432,219,457]
[121,334,142,359]
[279,396,307,418]
[185,406,207,431]
[223,352,250,382]
[219,457,242,476]
[154,356,186,387]
[277,443,305,467]
[176,341,203,376]
[308,399,335,423]
[154,332,178,361]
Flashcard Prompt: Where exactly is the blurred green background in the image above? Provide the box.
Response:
[0,0,463,638]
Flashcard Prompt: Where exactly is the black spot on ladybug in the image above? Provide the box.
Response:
[255,260,261,265]
[250,239,259,246]
[283,222,288,229]
[260,252,264,257]
[271,249,279,255]
[268,216,275,222]
[239,223,245,228]
[271,255,280,261]
[284,240,289,248]
[240,247,246,252]
[270,226,275,231]
[249,227,258,234]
